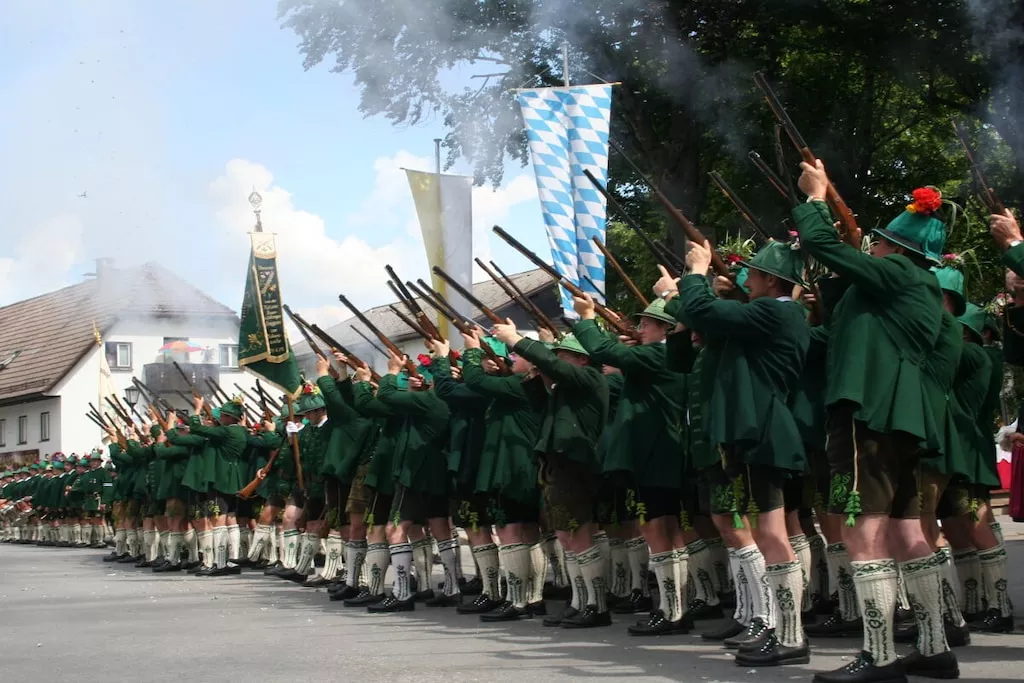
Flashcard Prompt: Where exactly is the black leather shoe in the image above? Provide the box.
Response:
[117,553,139,564]
[561,605,612,629]
[263,562,285,576]
[460,577,483,596]
[735,633,810,667]
[343,590,385,607]
[103,552,125,563]
[527,601,547,616]
[282,570,310,583]
[627,609,686,636]
[367,595,415,613]
[183,560,202,571]
[612,589,653,615]
[687,599,723,621]
[701,618,746,641]
[153,562,183,573]
[136,558,154,568]
[893,620,918,644]
[194,565,216,577]
[901,650,959,680]
[302,576,332,588]
[480,603,530,622]
[457,595,502,614]
[329,585,361,602]
[962,611,983,624]
[718,591,737,609]
[207,565,242,576]
[806,612,863,638]
[89,542,107,549]
[543,606,578,627]
[970,609,1014,633]
[187,563,206,574]
[415,589,436,602]
[812,651,907,683]
[425,593,460,607]
[150,559,169,570]
[542,583,571,601]
[944,620,970,647]
[253,558,270,569]
[724,617,769,649]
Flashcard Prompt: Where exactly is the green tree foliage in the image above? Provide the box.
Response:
[279,0,1023,308]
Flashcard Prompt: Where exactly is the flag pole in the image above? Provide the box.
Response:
[434,138,442,175]
[562,41,570,86]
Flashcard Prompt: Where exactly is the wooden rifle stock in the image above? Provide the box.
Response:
[582,168,682,277]
[304,323,381,381]
[475,258,560,337]
[491,225,639,340]
[608,140,730,277]
[952,120,1005,214]
[389,304,434,341]
[591,237,649,307]
[431,266,504,325]
[337,293,418,377]
[239,448,279,500]
[748,151,795,203]
[385,265,443,339]
[406,281,510,373]
[753,72,861,247]
[286,397,304,491]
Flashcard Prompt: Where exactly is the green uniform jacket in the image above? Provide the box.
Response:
[574,319,688,489]
[62,471,83,509]
[72,467,110,512]
[353,381,398,496]
[188,418,248,496]
[246,427,287,499]
[790,326,829,451]
[432,356,488,494]
[294,417,328,499]
[153,437,191,501]
[122,441,153,500]
[376,374,451,497]
[512,337,609,470]
[923,311,966,475]
[667,335,711,474]
[461,347,544,506]
[794,201,944,446]
[666,275,809,473]
[172,427,214,494]
[108,444,134,501]
[956,340,1000,488]
[318,375,373,482]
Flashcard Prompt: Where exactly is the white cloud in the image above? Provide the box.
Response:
[0,214,86,302]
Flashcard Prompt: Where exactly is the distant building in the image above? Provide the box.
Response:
[291,268,561,376]
[0,259,256,465]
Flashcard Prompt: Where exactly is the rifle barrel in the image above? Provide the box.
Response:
[337,293,418,377]
[431,266,504,325]
[952,120,1005,214]
[748,151,793,202]
[708,171,773,241]
[475,258,558,336]
[386,266,442,339]
[389,305,434,341]
[591,237,649,306]
[410,280,475,332]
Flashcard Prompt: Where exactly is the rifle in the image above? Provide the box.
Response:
[753,72,861,247]
[431,266,505,326]
[91,401,125,443]
[304,323,382,381]
[282,305,327,358]
[582,169,683,276]
[608,140,731,277]
[238,448,279,500]
[389,304,434,341]
[708,171,775,242]
[492,225,640,340]
[105,396,135,428]
[350,327,389,359]
[748,151,794,203]
[952,120,1005,214]
[475,257,561,338]
[207,378,258,423]
[235,383,271,418]
[337,293,419,377]
[254,380,282,411]
[385,265,443,340]
[591,237,649,307]
[172,361,216,421]
[132,377,176,417]
[581,274,607,300]
[774,124,800,206]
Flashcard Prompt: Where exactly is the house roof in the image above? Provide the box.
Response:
[0,262,238,404]
[292,267,554,357]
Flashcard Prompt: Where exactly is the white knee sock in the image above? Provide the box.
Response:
[706,537,730,594]
[114,529,127,555]
[577,544,607,612]
[728,547,748,624]
[320,531,344,579]
[953,547,982,615]
[789,534,812,612]
[808,533,828,604]
[282,529,300,569]
[389,542,414,600]
[142,529,156,561]
[827,542,860,620]
[766,560,804,647]
[686,539,720,607]
[673,546,690,618]
[411,537,433,591]
[608,537,630,598]
[166,531,184,564]
[498,543,532,609]
[184,528,199,563]
[936,547,966,627]
[544,534,569,588]
[472,543,501,598]
[364,542,390,595]
[736,544,768,623]
[979,543,1013,618]
[901,554,951,657]
[651,550,682,622]
[345,539,368,588]
[247,524,270,562]
[565,550,585,610]
[437,537,462,596]
[852,558,899,666]
[528,542,547,604]
[212,526,229,568]
[198,530,214,568]
[294,532,319,575]
[226,524,240,560]
[625,536,650,596]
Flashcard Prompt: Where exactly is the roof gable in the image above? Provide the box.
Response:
[0,262,237,403]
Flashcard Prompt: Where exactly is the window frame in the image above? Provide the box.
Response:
[219,343,239,369]
[0,418,6,447]
[39,412,50,442]
[105,341,133,370]
[17,415,28,445]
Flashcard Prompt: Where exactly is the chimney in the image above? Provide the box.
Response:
[95,257,114,280]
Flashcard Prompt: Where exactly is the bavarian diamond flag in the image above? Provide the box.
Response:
[238,232,302,396]
[516,84,612,316]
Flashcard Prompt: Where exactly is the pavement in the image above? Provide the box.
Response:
[2,526,1024,683]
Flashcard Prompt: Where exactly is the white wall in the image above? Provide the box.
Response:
[0,397,60,458]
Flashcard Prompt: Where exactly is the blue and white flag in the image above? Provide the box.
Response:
[516,84,612,316]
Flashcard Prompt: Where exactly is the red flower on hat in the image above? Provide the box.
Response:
[725,253,744,265]
[906,187,942,215]
[416,353,432,367]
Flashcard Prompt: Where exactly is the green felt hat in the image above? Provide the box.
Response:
[90,450,104,461]
[295,392,326,415]
[873,200,946,263]
[483,337,509,358]
[735,267,750,295]
[634,297,676,325]
[415,365,433,385]
[738,241,805,286]
[219,398,245,419]
[553,333,588,357]
[149,424,162,438]
[959,303,986,342]
[933,267,966,317]
[211,407,221,420]
[29,463,40,471]
[52,460,65,471]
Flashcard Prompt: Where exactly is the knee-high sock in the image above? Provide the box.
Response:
[166,531,184,564]
[728,547,748,624]
[345,539,368,588]
[294,532,319,576]
[808,533,828,605]
[184,528,199,563]
[319,531,344,579]
[198,530,214,568]
[651,551,682,622]
[979,543,1013,618]
[625,536,650,596]
[364,542,390,595]
[990,521,1004,545]
[896,563,912,611]
[450,531,465,582]
[608,537,630,598]
[114,529,127,556]
[852,558,899,666]
[226,524,240,560]
[953,547,982,615]
[239,526,251,559]
[212,526,229,568]
[543,533,568,588]
[265,528,279,563]
[577,544,607,612]
[789,534,812,612]
[936,547,966,627]
[247,524,270,562]
[766,560,805,647]
[565,550,585,610]
[142,529,156,561]
[437,537,462,596]
[411,537,433,590]
[686,539,720,607]
[72,523,82,544]
[736,544,768,624]
[901,554,951,657]
[673,546,691,617]
[498,543,532,609]
[281,529,301,569]
[472,543,501,598]
[529,542,547,604]
[592,531,610,588]
[827,542,860,620]
[706,537,731,594]
[389,542,414,600]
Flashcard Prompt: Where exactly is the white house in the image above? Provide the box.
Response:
[0,259,258,465]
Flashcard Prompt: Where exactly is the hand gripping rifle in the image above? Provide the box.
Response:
[337,293,419,377]
[952,120,1006,215]
[492,225,640,341]
[474,257,561,338]
[753,72,861,247]
[302,323,382,383]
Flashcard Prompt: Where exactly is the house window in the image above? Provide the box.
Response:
[104,342,132,369]
[162,337,191,363]
[40,412,50,442]
[17,415,28,445]
[219,344,239,368]
[0,418,5,447]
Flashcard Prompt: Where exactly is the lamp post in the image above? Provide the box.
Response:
[123,386,140,411]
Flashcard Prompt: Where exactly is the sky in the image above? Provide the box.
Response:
[0,0,549,328]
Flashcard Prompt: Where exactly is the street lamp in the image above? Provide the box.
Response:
[123,386,140,410]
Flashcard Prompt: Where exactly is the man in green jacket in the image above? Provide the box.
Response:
[796,160,957,683]
[492,321,611,629]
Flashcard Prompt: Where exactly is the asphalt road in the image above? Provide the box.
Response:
[2,537,1022,683]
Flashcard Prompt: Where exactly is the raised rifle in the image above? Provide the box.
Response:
[385,265,443,340]
[608,139,731,277]
[592,236,649,307]
[952,120,1005,215]
[286,396,304,492]
[303,323,382,381]
[748,151,794,203]
[475,257,561,338]
[238,448,279,500]
[172,361,215,420]
[708,171,775,242]
[581,274,607,300]
[582,168,683,276]
[492,225,640,340]
[753,72,861,246]
[337,293,419,377]
[254,379,282,411]
[132,377,176,417]
[431,266,505,326]
[351,327,389,359]
[389,304,434,341]
[774,124,800,206]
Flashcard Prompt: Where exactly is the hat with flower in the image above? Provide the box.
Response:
[873,187,947,262]
[219,395,246,419]
[294,382,326,414]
